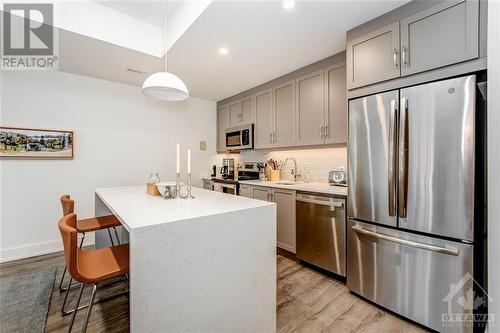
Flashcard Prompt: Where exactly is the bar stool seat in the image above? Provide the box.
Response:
[77,244,129,283]
[76,215,121,233]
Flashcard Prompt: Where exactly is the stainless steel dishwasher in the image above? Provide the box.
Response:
[296,192,346,276]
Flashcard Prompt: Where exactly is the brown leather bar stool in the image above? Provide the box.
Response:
[58,213,129,333]
[59,194,122,295]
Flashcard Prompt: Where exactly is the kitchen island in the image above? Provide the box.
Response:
[94,185,276,332]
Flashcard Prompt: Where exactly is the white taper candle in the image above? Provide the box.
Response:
[176,143,180,174]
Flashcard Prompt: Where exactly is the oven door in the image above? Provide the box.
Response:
[213,182,238,195]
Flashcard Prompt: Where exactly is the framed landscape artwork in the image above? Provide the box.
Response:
[0,127,74,159]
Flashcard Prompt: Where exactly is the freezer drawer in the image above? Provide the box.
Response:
[347,220,474,333]
[296,194,346,276]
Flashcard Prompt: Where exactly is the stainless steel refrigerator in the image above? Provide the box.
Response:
[347,75,481,332]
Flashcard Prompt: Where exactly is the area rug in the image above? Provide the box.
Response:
[0,268,56,333]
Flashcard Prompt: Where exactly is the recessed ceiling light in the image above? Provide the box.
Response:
[282,0,295,10]
[218,47,229,55]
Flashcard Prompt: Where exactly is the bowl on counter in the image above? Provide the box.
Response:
[156,182,177,199]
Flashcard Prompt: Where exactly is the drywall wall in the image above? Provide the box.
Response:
[0,70,217,262]
[488,1,500,331]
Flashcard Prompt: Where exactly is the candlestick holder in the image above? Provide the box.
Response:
[176,172,182,199]
[184,173,195,199]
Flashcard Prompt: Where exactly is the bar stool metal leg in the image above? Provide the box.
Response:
[59,233,86,292]
[67,283,85,333]
[81,284,98,333]
[112,226,121,245]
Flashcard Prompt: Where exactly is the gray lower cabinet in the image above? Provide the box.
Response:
[273,188,296,253]
[202,179,213,190]
[325,65,347,144]
[400,0,479,76]
[273,80,295,147]
[217,104,229,152]
[346,22,400,90]
[295,70,325,146]
[241,185,296,253]
[254,89,274,149]
[239,184,252,198]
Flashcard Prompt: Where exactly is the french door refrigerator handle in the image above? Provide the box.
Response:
[352,225,459,256]
[388,99,397,217]
[398,97,409,218]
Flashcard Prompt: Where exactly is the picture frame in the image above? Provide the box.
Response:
[0,126,74,159]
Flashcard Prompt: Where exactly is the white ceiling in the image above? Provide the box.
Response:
[168,0,409,101]
[56,0,410,101]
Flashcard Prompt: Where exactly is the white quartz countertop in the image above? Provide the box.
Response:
[238,180,348,196]
[95,185,274,230]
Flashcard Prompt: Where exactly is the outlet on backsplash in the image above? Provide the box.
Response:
[212,147,347,183]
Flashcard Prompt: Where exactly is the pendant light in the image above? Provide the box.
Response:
[142,1,189,101]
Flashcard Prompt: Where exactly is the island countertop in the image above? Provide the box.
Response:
[95,185,277,332]
[96,185,274,231]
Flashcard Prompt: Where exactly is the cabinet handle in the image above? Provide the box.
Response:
[324,125,328,138]
[320,125,324,138]
[402,47,408,67]
[269,133,272,143]
[393,48,399,68]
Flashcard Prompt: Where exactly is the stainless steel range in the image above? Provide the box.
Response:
[347,75,486,332]
[212,162,261,195]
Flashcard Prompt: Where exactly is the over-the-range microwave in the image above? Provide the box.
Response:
[225,124,254,150]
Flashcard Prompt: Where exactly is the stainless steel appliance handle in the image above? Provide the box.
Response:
[393,48,399,68]
[296,197,344,208]
[398,97,408,218]
[402,47,408,67]
[388,99,397,217]
[352,225,459,256]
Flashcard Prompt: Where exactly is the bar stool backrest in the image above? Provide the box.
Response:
[60,194,74,216]
[58,213,83,282]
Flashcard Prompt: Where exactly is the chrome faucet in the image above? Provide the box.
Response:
[284,157,300,182]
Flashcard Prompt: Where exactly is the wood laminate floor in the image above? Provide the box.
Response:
[0,251,428,333]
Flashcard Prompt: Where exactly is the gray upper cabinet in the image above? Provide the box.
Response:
[273,80,295,147]
[346,22,400,90]
[217,104,229,152]
[254,89,274,149]
[241,96,254,124]
[400,0,479,77]
[228,100,242,126]
[325,65,347,144]
[295,70,325,146]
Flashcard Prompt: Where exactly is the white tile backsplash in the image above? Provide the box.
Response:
[212,147,347,183]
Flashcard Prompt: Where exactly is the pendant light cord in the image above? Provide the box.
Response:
[164,0,168,72]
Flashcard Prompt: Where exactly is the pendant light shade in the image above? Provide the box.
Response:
[142,72,189,101]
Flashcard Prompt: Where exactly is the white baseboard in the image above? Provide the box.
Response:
[0,233,95,263]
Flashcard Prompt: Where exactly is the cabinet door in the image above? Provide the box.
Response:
[217,105,229,152]
[273,80,295,147]
[295,70,325,146]
[400,0,479,76]
[229,100,242,126]
[252,187,271,201]
[254,89,274,149]
[273,189,296,253]
[241,96,254,124]
[346,22,400,89]
[239,185,252,198]
[325,65,347,144]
